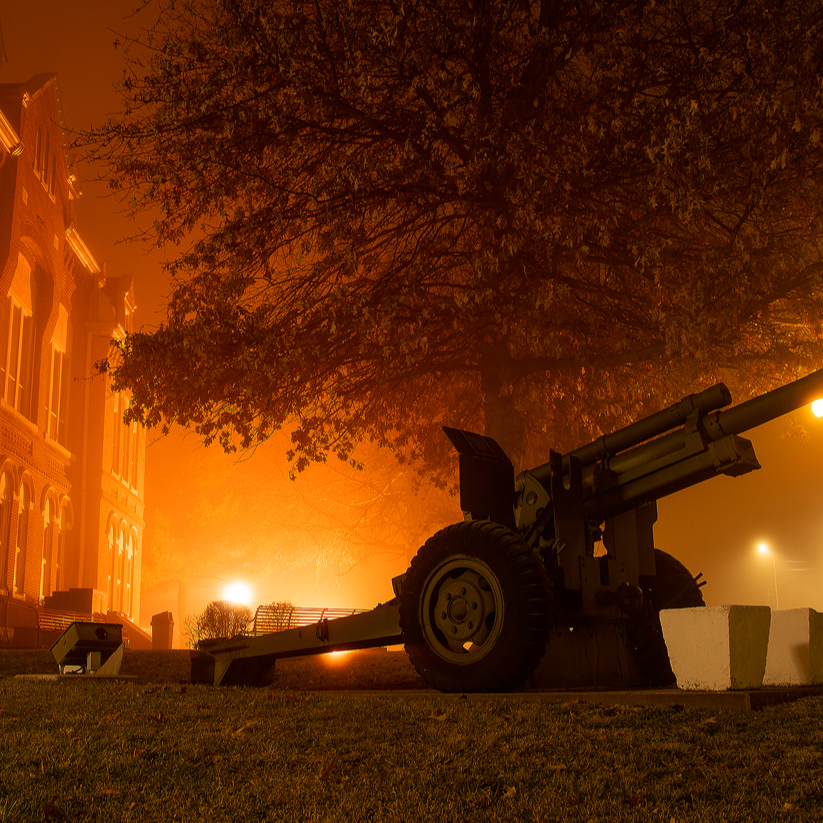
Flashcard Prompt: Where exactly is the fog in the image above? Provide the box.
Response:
[5,3,822,637]
[655,411,823,613]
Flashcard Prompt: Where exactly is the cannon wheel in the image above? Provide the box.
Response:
[631,549,705,685]
[400,520,551,693]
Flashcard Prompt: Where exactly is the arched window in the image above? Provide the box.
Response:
[114,526,125,613]
[0,471,14,590]
[56,499,72,593]
[13,481,30,594]
[125,531,134,618]
[106,523,115,608]
[40,498,54,600]
[3,255,35,419]
[48,306,71,446]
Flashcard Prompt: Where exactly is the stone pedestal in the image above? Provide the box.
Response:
[763,608,823,687]
[660,605,771,691]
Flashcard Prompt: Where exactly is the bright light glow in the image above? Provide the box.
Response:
[812,398,823,418]
[757,542,770,557]
[222,581,253,606]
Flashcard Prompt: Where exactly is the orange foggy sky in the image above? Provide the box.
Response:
[3,2,823,620]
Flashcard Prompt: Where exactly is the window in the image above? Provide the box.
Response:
[112,390,139,486]
[13,481,29,594]
[41,131,49,183]
[33,128,41,176]
[40,498,54,600]
[48,346,71,445]
[2,256,35,421]
[56,500,71,593]
[112,391,121,474]
[3,297,34,417]
[49,348,61,440]
[47,306,71,446]
[121,397,130,480]
[108,523,125,613]
[0,472,13,591]
[55,524,64,593]
[106,524,115,608]
[129,421,139,487]
[114,527,125,612]
[125,532,134,618]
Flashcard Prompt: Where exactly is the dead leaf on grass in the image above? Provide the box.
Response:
[546,763,568,772]
[503,785,516,798]
[783,802,794,812]
[427,712,449,722]
[42,796,65,820]
[102,788,121,798]
[319,757,337,780]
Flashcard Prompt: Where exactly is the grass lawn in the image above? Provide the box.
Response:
[1,650,822,821]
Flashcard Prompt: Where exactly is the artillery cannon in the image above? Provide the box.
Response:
[201,369,823,691]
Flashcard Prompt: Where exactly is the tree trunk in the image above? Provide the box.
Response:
[480,347,527,472]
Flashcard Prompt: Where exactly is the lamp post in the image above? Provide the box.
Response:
[757,542,779,609]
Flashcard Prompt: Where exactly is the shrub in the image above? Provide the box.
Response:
[185,600,252,649]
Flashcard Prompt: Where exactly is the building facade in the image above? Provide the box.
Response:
[0,73,146,636]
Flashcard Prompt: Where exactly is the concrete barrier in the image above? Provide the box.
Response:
[763,608,823,687]
[660,605,771,691]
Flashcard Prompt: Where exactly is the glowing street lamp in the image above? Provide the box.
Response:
[222,581,254,606]
[757,542,779,609]
[813,398,823,418]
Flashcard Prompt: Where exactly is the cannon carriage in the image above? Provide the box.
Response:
[201,369,823,691]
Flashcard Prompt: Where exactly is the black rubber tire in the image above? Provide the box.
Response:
[400,520,551,693]
[631,549,705,685]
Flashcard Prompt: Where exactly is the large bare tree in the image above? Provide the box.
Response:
[90,0,823,475]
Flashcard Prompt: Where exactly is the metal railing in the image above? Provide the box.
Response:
[0,595,96,648]
[252,605,368,636]
[37,608,95,633]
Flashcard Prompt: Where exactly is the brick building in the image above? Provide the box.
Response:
[0,71,147,644]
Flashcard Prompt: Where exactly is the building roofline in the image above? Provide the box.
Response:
[65,224,101,274]
[0,105,22,155]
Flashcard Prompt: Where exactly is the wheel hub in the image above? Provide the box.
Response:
[421,557,503,663]
[435,579,487,641]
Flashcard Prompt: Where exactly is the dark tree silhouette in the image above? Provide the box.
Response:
[186,600,252,647]
[90,0,823,474]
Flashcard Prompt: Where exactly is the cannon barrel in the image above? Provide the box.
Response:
[703,367,823,440]
[566,383,731,469]
[531,367,823,490]
[603,366,823,480]
[531,382,732,486]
